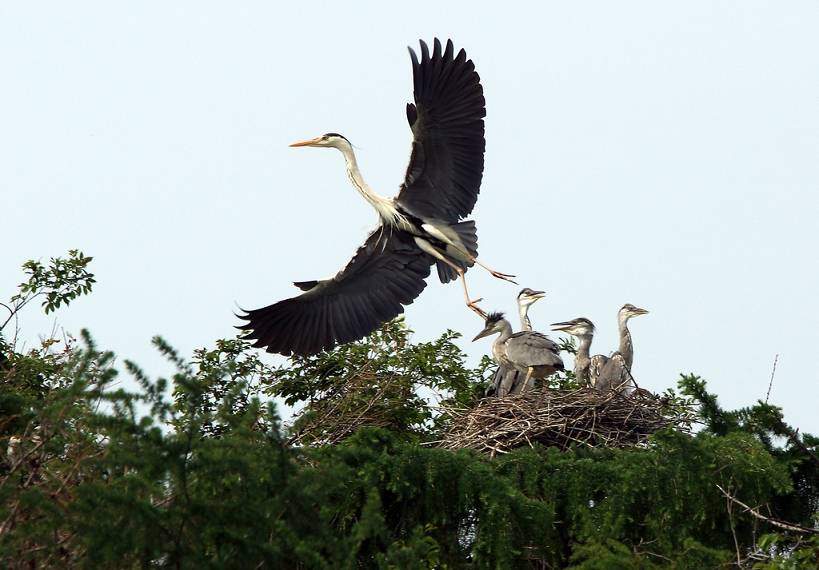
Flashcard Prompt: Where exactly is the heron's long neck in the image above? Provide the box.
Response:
[339,146,405,227]
[618,316,634,369]
[518,303,532,331]
[575,336,592,383]
[492,321,514,362]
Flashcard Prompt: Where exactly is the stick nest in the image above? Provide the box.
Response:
[435,388,692,456]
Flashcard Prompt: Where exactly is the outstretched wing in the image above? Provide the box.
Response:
[237,229,433,356]
[396,38,486,222]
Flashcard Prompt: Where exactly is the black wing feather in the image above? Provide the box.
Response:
[237,229,433,356]
[396,38,486,222]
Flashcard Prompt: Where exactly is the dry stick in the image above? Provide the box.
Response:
[765,354,779,404]
[724,488,743,568]
[715,484,819,535]
[439,386,685,452]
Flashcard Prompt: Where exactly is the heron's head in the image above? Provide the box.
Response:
[289,133,352,151]
[551,317,595,338]
[619,303,649,322]
[517,288,545,308]
[472,311,507,342]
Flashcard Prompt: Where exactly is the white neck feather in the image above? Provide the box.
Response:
[339,145,407,227]
[518,304,532,331]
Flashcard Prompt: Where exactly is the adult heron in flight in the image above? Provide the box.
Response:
[238,39,515,356]
[475,312,564,395]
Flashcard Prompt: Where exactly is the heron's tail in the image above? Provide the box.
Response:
[485,365,520,397]
[449,219,478,259]
[435,220,479,284]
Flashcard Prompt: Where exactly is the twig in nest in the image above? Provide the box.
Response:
[438,387,692,455]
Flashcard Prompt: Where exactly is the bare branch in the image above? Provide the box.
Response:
[716,484,818,535]
[765,354,779,404]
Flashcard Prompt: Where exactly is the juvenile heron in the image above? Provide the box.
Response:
[517,288,545,332]
[603,303,650,394]
[616,303,649,370]
[553,305,648,394]
[550,318,596,386]
[486,288,546,397]
[238,39,516,356]
[475,312,564,396]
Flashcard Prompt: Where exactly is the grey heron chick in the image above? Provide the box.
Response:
[598,303,649,394]
[553,306,648,394]
[517,288,545,332]
[617,303,649,370]
[486,288,546,397]
[550,318,596,387]
[595,353,632,393]
[475,312,564,395]
[237,39,517,356]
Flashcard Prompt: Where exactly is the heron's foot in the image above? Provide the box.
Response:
[467,298,487,318]
[490,270,518,285]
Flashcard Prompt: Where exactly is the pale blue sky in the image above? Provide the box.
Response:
[2,2,818,432]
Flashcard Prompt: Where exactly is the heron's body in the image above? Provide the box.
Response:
[551,318,596,387]
[595,352,631,393]
[486,289,548,397]
[336,141,477,271]
[238,39,516,356]
[476,312,563,396]
[617,303,647,370]
[605,304,648,393]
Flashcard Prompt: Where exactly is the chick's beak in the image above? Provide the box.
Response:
[472,327,493,342]
[550,321,572,332]
[289,136,323,147]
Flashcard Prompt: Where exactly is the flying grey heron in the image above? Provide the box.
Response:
[237,39,516,356]
[550,318,596,387]
[475,312,564,396]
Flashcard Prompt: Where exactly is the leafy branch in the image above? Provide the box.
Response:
[1,250,95,333]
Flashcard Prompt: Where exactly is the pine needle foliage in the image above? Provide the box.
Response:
[1,252,817,568]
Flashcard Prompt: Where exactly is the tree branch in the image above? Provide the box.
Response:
[716,485,818,535]
[765,354,778,404]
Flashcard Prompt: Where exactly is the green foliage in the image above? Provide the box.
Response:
[1,250,94,333]
[271,319,490,444]
[754,534,819,569]
[1,253,817,568]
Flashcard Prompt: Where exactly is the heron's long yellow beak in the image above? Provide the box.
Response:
[289,136,322,147]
